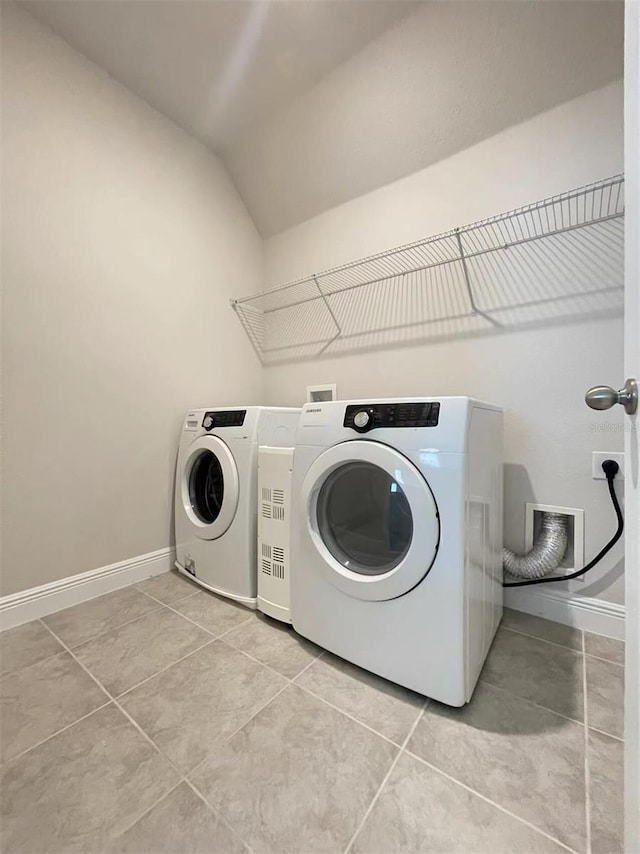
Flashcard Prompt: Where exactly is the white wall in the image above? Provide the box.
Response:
[0,4,263,596]
[226,0,623,236]
[263,82,626,605]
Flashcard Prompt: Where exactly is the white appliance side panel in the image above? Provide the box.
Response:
[258,409,301,448]
[465,405,504,698]
[258,447,294,622]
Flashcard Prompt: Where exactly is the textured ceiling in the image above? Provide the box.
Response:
[20,0,419,149]
[21,0,623,237]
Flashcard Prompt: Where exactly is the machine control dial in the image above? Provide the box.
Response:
[353,410,371,429]
[352,409,374,433]
[203,415,214,430]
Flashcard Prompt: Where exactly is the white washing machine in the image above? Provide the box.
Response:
[175,406,300,608]
[291,398,503,706]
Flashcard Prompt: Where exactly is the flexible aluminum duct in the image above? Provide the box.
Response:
[503,512,569,579]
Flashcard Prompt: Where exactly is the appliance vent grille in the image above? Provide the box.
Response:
[258,446,294,620]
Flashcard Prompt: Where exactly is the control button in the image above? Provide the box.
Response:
[203,415,214,430]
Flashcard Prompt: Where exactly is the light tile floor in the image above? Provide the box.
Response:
[0,571,625,853]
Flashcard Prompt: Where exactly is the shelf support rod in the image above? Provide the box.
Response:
[314,275,342,354]
[455,230,502,328]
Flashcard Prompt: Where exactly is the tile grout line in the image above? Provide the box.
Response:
[113,637,218,700]
[0,699,113,767]
[181,777,257,854]
[587,724,624,744]
[186,679,292,782]
[38,601,166,651]
[583,652,625,668]
[219,634,323,685]
[479,677,586,728]
[582,630,592,854]
[500,624,584,654]
[343,697,429,854]
[0,646,70,682]
[136,587,256,641]
[503,623,624,666]
[293,682,405,751]
[402,746,580,854]
[134,585,202,609]
[186,654,328,785]
[39,618,258,854]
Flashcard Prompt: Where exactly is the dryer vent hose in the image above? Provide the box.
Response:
[503,512,568,580]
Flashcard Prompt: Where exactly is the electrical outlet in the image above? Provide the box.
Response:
[592,451,624,479]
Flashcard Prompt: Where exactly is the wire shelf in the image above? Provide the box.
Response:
[232,175,624,364]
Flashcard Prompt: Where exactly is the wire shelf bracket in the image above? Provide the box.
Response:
[231,174,624,364]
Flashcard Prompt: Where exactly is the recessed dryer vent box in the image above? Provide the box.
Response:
[307,384,337,403]
[525,503,585,581]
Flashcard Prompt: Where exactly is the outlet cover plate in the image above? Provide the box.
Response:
[592,451,624,479]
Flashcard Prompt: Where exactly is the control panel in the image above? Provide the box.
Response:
[202,410,246,430]
[344,402,440,433]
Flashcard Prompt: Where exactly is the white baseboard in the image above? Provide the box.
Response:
[505,587,625,640]
[0,548,174,631]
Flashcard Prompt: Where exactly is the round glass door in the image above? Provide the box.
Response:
[317,462,413,575]
[180,435,239,540]
[301,440,439,601]
[189,450,224,524]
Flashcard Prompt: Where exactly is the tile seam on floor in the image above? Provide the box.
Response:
[500,624,584,655]
[186,679,293,782]
[182,776,257,854]
[343,697,429,854]
[0,640,67,681]
[39,600,166,650]
[67,602,197,653]
[139,589,256,641]
[479,677,586,727]
[112,637,218,700]
[583,652,625,667]
[293,682,408,750]
[0,646,70,682]
[218,635,318,684]
[401,747,580,854]
[216,636,427,749]
[0,700,114,768]
[587,724,624,743]
[184,655,328,787]
[582,629,592,854]
[135,585,202,609]
[43,617,258,853]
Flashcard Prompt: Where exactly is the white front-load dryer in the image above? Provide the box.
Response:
[175,406,299,608]
[291,398,503,706]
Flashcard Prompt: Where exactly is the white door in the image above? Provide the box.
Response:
[180,435,239,540]
[624,3,640,849]
[300,440,440,601]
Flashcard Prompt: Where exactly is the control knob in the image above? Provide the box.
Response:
[353,409,373,433]
[203,415,214,430]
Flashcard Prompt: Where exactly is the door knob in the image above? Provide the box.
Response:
[585,378,638,415]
